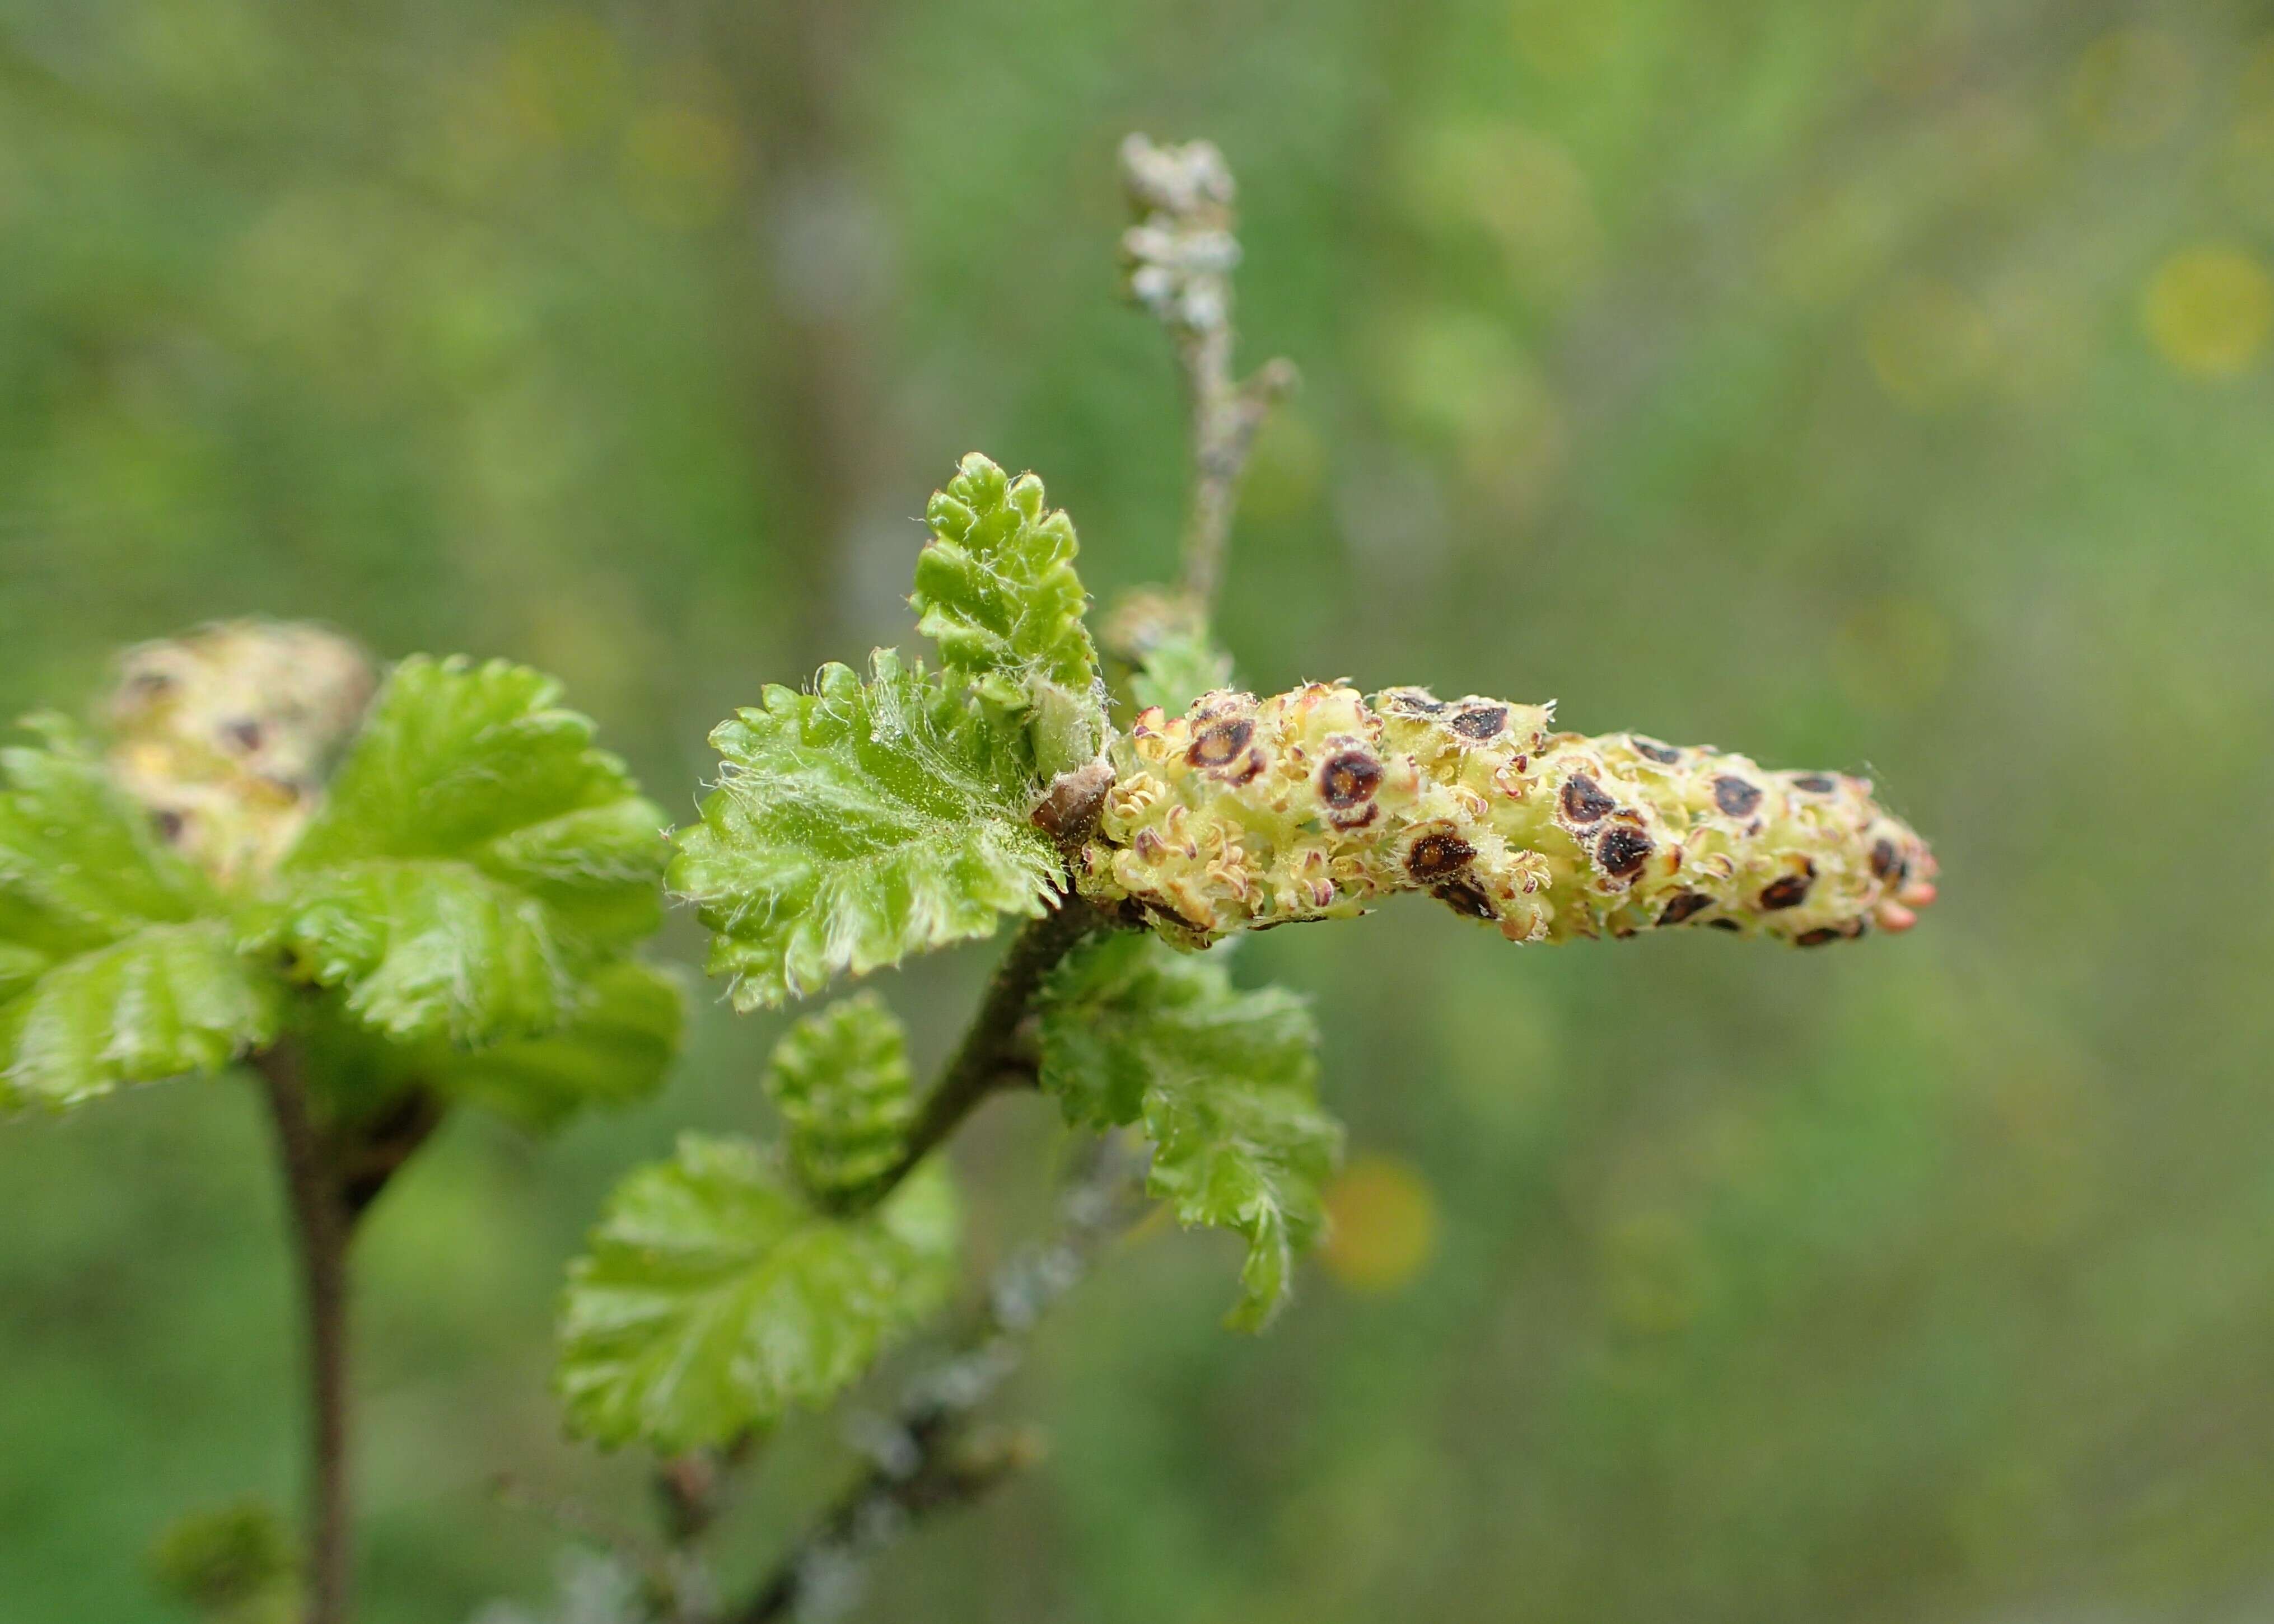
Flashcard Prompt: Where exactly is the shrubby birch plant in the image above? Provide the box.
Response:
[0,134,1934,1624]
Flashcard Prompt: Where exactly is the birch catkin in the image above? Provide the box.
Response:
[105,621,377,884]
[1076,684,1936,949]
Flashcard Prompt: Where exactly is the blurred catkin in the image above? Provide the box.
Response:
[105,622,377,886]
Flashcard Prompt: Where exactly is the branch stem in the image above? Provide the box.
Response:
[731,1136,1146,1622]
[1119,133,1294,617]
[252,1041,353,1624]
[850,890,1102,1212]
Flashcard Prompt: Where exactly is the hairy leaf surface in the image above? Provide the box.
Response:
[670,650,1059,1010]
[763,991,916,1200]
[255,657,667,1044]
[0,727,277,1107]
[913,452,1103,775]
[557,1134,959,1450]
[1039,933,1340,1329]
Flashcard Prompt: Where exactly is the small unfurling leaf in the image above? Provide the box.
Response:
[913,452,1104,776]
[763,992,916,1201]
[1039,933,1340,1330]
[556,1134,960,1450]
[670,649,1060,1010]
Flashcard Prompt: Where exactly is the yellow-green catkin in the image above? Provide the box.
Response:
[1076,684,1936,950]
[106,621,377,886]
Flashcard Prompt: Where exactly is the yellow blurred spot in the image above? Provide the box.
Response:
[1862,277,1996,411]
[2142,245,2274,377]
[620,106,743,230]
[1509,0,1627,78]
[503,13,625,146]
[1321,1156,1439,1294]
[2069,30,2193,148]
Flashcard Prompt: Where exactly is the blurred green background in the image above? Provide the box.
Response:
[5,0,2273,1618]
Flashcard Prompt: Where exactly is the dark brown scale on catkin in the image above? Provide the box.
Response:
[1451,706,1508,740]
[1791,774,1837,793]
[1380,689,1445,714]
[1658,892,1712,926]
[1318,751,1383,809]
[1596,826,1654,880]
[1559,774,1616,823]
[1187,717,1255,771]
[222,718,264,753]
[1432,877,1498,919]
[1870,837,1906,882]
[1795,927,1839,947]
[1632,737,1681,764]
[1404,832,1477,881]
[1712,775,1762,817]
[1759,862,1816,911]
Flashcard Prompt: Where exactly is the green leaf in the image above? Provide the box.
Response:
[670,649,1061,1010]
[253,860,568,1045]
[1039,933,1341,1330]
[913,452,1103,776]
[0,726,277,1110]
[763,991,916,1200]
[557,1134,960,1450]
[254,656,667,1045]
[282,959,681,1132]
[0,719,214,954]
[1129,625,1236,717]
[430,959,685,1132]
[2,921,281,1110]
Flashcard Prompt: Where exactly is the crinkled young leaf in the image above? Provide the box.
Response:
[764,991,916,1201]
[670,649,1060,1010]
[254,860,567,1045]
[1039,933,1340,1330]
[2,921,281,1110]
[429,960,684,1132]
[912,452,1103,776]
[253,657,667,1045]
[0,726,277,1110]
[556,1133,959,1450]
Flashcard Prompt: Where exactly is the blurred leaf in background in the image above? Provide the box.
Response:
[2,0,2272,1620]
